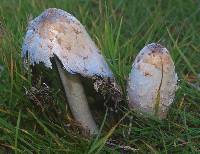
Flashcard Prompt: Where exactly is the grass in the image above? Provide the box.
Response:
[0,0,200,153]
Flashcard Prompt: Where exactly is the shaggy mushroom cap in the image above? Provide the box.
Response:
[22,8,113,78]
[22,8,115,135]
[127,43,178,119]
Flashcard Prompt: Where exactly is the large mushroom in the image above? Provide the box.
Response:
[127,43,178,119]
[22,8,113,135]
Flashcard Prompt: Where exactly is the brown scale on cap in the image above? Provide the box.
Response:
[136,43,172,73]
[34,9,84,58]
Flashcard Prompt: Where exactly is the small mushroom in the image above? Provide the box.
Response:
[22,8,113,134]
[127,43,178,119]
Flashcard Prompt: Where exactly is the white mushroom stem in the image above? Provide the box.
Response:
[55,58,98,135]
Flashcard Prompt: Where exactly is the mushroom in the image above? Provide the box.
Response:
[127,43,178,119]
[22,8,113,134]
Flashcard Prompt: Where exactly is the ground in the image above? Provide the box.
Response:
[0,0,200,153]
